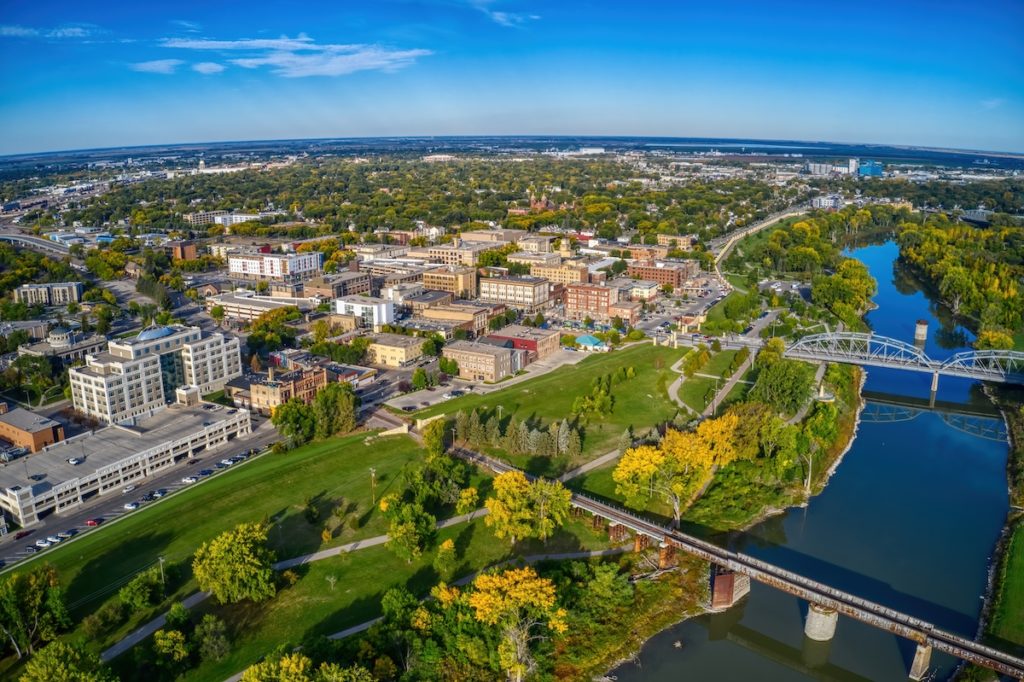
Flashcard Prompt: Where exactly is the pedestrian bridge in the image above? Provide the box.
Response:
[785,332,1024,385]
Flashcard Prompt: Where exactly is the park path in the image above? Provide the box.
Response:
[701,351,756,418]
[666,353,700,417]
[101,510,490,663]
[557,449,622,482]
[221,548,629,682]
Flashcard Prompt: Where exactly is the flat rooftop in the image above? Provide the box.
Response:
[0,408,60,433]
[370,333,425,348]
[444,340,512,357]
[0,405,243,496]
[489,324,559,341]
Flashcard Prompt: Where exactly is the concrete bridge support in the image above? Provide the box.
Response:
[804,603,839,641]
[908,644,932,681]
[633,533,650,553]
[711,567,751,609]
[930,372,939,408]
[608,521,630,543]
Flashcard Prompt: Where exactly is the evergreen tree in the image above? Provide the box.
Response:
[557,420,571,454]
[454,410,469,443]
[566,428,582,461]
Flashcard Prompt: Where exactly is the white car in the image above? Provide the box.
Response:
[220,458,234,466]
[46,535,61,544]
[67,457,82,465]
[122,485,136,495]
[34,539,51,548]
[123,501,139,511]
[182,476,198,484]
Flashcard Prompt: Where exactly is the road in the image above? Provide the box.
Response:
[0,419,280,569]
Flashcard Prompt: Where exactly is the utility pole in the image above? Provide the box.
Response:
[369,467,377,505]
[158,555,165,585]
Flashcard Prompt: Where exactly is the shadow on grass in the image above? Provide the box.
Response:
[65,529,176,619]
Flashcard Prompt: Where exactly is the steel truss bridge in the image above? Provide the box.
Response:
[785,333,1024,385]
[452,447,1024,679]
[860,392,1009,443]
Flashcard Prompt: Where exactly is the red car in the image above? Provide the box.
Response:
[14,530,32,540]
[85,518,103,527]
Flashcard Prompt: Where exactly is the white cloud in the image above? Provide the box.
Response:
[171,20,202,33]
[468,1,539,27]
[981,98,1005,110]
[1,24,98,39]
[0,25,40,37]
[192,61,225,74]
[162,33,431,78]
[130,59,185,74]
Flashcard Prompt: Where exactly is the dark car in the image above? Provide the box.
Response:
[24,546,38,554]
[14,530,32,540]
[199,469,214,476]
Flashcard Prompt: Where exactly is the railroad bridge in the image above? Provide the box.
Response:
[453,447,1024,680]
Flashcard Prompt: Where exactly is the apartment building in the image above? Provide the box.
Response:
[530,261,590,285]
[165,240,199,261]
[655,233,696,249]
[303,271,372,299]
[442,341,514,382]
[69,325,242,424]
[245,366,328,416]
[478,276,550,312]
[13,282,83,306]
[626,260,700,288]
[518,235,555,253]
[507,251,561,267]
[419,304,490,336]
[183,209,228,226]
[366,333,424,367]
[422,265,478,298]
[565,283,621,322]
[426,242,492,267]
[333,296,395,328]
[487,325,561,360]
[228,252,323,283]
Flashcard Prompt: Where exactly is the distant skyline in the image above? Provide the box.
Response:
[1,0,1022,155]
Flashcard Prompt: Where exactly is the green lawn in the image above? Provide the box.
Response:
[3,433,426,661]
[989,520,1024,653]
[678,376,717,412]
[703,349,740,377]
[414,343,688,476]
[704,291,743,325]
[566,462,674,527]
[163,517,610,682]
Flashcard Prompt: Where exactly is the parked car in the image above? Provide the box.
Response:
[67,457,82,465]
[123,501,139,511]
[141,492,155,502]
[122,485,136,495]
[199,469,214,477]
[215,462,228,470]
[57,530,76,539]
[35,539,51,548]
[14,530,32,540]
[219,458,234,466]
[24,545,38,554]
[153,489,167,498]
[182,475,198,484]
[85,518,103,527]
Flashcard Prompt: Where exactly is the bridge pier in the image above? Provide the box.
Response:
[633,533,649,553]
[710,566,750,609]
[804,603,838,642]
[930,371,939,407]
[908,644,932,681]
[658,542,675,570]
[607,521,630,543]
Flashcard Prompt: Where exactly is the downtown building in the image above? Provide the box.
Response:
[13,282,83,306]
[228,252,323,283]
[69,325,243,425]
[478,276,550,312]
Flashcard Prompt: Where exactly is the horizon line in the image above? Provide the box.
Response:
[3,134,1023,161]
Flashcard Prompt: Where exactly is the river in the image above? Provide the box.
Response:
[611,241,1010,681]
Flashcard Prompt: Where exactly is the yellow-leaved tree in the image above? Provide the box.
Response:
[467,566,567,682]
[484,471,571,544]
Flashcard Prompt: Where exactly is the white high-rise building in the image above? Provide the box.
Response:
[334,296,395,328]
[228,252,323,283]
[69,325,242,424]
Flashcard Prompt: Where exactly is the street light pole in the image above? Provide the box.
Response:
[369,467,377,505]
[158,556,165,585]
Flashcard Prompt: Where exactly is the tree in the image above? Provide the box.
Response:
[422,418,447,459]
[467,567,567,682]
[118,566,163,611]
[976,329,1014,351]
[411,368,428,391]
[749,359,813,415]
[0,565,69,659]
[153,628,190,667]
[485,472,571,544]
[939,265,972,315]
[193,614,230,662]
[209,305,225,326]
[19,640,115,682]
[193,523,277,605]
[271,398,315,445]
[565,428,582,461]
[456,487,479,515]
[433,538,457,581]
[251,354,263,373]
[384,502,436,563]
[312,382,359,439]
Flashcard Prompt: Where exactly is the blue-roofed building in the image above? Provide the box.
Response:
[575,334,608,352]
[858,160,884,177]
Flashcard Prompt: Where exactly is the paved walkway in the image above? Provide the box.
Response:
[557,449,622,482]
[101,510,490,663]
[701,352,756,418]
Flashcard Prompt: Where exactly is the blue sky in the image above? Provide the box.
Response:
[1,0,1022,155]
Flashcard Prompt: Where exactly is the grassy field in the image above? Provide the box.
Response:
[2,433,427,664]
[414,343,688,476]
[988,520,1024,653]
[161,517,610,682]
[677,350,742,413]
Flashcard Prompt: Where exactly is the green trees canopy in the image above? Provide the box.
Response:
[192,523,277,605]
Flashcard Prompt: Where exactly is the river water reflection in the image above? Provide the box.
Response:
[611,241,1009,681]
